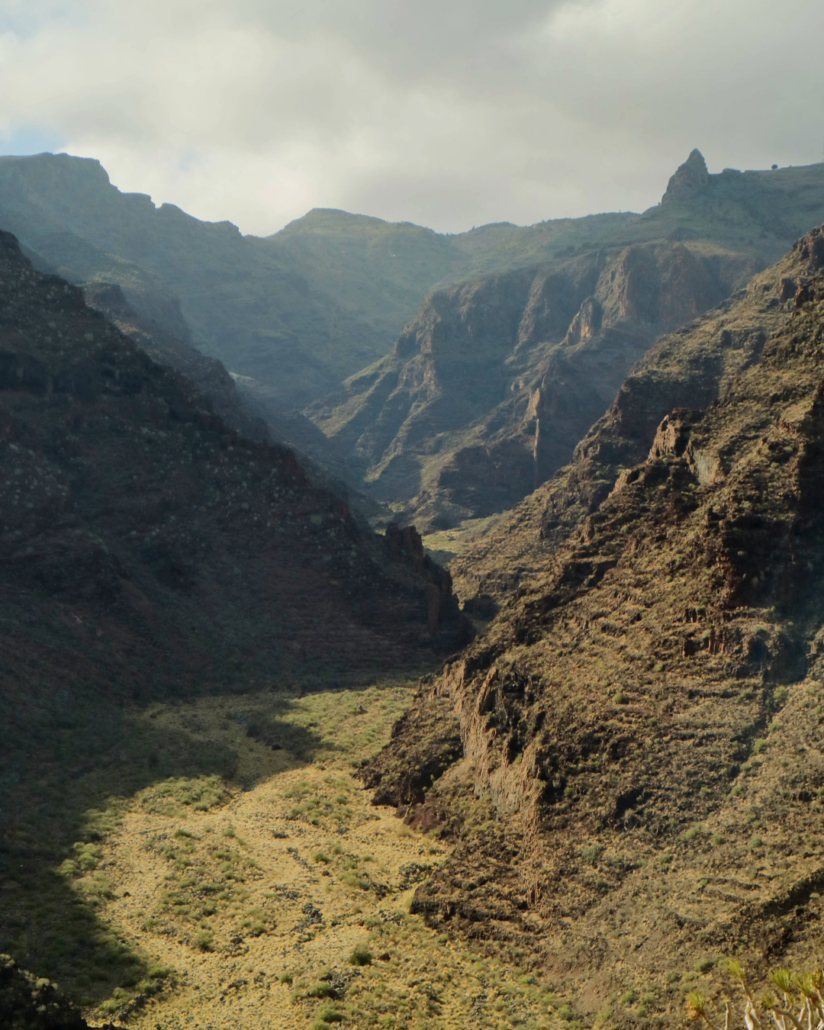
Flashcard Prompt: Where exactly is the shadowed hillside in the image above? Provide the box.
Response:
[0,229,470,1018]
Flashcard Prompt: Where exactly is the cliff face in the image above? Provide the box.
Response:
[312,238,761,530]
[312,153,824,530]
[364,226,824,1024]
[5,150,824,533]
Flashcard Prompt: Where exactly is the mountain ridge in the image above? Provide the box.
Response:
[363,223,824,1026]
[309,152,824,531]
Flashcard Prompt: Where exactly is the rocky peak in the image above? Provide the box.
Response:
[661,148,710,205]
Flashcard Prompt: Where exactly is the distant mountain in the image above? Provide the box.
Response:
[312,152,824,529]
[0,156,451,408]
[5,150,824,533]
[0,154,535,413]
[364,224,824,1024]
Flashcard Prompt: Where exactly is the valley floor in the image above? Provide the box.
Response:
[44,684,564,1030]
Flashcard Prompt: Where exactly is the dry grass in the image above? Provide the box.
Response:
[59,683,567,1029]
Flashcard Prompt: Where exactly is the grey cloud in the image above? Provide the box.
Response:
[0,0,823,235]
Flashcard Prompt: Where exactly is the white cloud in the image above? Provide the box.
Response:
[0,0,822,234]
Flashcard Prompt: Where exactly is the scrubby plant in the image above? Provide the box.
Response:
[580,845,604,865]
[349,944,372,966]
[313,1006,344,1025]
[686,960,824,1029]
[306,981,336,999]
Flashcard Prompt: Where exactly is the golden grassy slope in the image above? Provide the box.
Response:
[61,684,567,1030]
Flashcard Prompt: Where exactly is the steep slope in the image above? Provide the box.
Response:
[312,153,824,530]
[0,228,470,1013]
[363,225,824,1025]
[2,151,822,422]
[80,279,269,445]
[0,230,465,695]
[0,156,473,411]
[0,155,455,408]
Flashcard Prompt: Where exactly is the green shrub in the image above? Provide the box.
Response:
[316,1005,345,1024]
[580,845,604,865]
[306,982,335,998]
[349,944,372,966]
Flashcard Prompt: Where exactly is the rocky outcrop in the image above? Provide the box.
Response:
[364,226,824,1024]
[359,690,463,808]
[448,253,785,602]
[384,522,462,633]
[5,150,824,487]
[310,153,824,530]
[661,148,711,205]
[312,241,760,530]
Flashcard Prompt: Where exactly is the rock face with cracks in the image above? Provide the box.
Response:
[312,151,824,530]
[366,225,824,1026]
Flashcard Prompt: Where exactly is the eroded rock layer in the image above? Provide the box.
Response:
[313,152,824,530]
[366,226,824,1025]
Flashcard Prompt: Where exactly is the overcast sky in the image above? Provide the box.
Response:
[0,0,822,236]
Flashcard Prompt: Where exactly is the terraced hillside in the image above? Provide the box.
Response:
[365,225,824,1026]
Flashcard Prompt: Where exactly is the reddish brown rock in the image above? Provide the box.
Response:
[365,225,824,1025]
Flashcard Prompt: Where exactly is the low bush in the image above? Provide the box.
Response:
[349,944,372,966]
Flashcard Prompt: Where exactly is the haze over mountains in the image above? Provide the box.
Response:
[5,144,824,1029]
[3,150,824,534]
